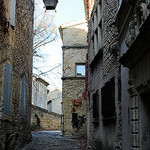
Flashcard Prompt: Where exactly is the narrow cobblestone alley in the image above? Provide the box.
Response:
[21,131,83,150]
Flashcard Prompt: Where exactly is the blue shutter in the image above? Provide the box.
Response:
[21,76,26,118]
[2,64,12,115]
[9,0,16,27]
[118,0,122,10]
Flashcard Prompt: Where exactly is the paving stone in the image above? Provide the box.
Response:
[22,131,82,150]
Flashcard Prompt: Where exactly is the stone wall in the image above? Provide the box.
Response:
[62,79,87,136]
[31,105,61,131]
[87,0,150,149]
[0,0,34,149]
[60,20,88,47]
[119,3,150,148]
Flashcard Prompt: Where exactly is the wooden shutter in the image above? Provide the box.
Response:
[9,0,16,27]
[2,64,12,115]
[20,76,26,118]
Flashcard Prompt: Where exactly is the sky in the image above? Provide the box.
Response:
[33,0,85,91]
[55,0,85,26]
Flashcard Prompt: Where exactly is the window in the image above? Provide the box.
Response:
[91,2,103,56]
[39,83,42,91]
[72,113,78,129]
[76,64,85,76]
[101,77,116,123]
[2,64,12,115]
[9,0,16,27]
[47,100,52,112]
[20,76,26,118]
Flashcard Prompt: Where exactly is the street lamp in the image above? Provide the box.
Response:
[43,0,58,10]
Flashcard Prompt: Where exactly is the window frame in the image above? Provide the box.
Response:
[90,2,103,56]
[47,100,52,112]
[76,63,86,77]
[101,77,116,124]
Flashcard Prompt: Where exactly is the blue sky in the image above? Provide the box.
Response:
[54,0,85,26]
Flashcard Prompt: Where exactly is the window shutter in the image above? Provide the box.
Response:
[118,0,122,10]
[2,64,12,115]
[9,0,16,27]
[21,76,26,118]
[119,0,122,6]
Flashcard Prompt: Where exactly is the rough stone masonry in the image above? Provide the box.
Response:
[0,0,34,149]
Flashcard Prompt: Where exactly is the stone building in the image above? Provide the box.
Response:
[0,0,34,149]
[47,88,62,115]
[85,0,150,150]
[86,0,121,149]
[119,1,150,150]
[32,76,49,110]
[60,20,88,137]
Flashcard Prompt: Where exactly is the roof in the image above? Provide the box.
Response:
[33,76,49,86]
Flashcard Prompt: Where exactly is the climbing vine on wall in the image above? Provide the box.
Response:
[71,91,87,113]
[85,0,94,20]
[72,97,82,107]
[72,114,86,129]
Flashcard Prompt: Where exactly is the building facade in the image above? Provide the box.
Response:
[86,0,121,149]
[47,88,62,115]
[85,0,150,150]
[60,20,88,137]
[119,1,150,150]
[0,0,34,149]
[32,76,49,110]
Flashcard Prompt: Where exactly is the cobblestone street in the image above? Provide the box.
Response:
[22,131,83,150]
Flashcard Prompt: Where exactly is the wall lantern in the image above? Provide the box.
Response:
[43,0,58,10]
